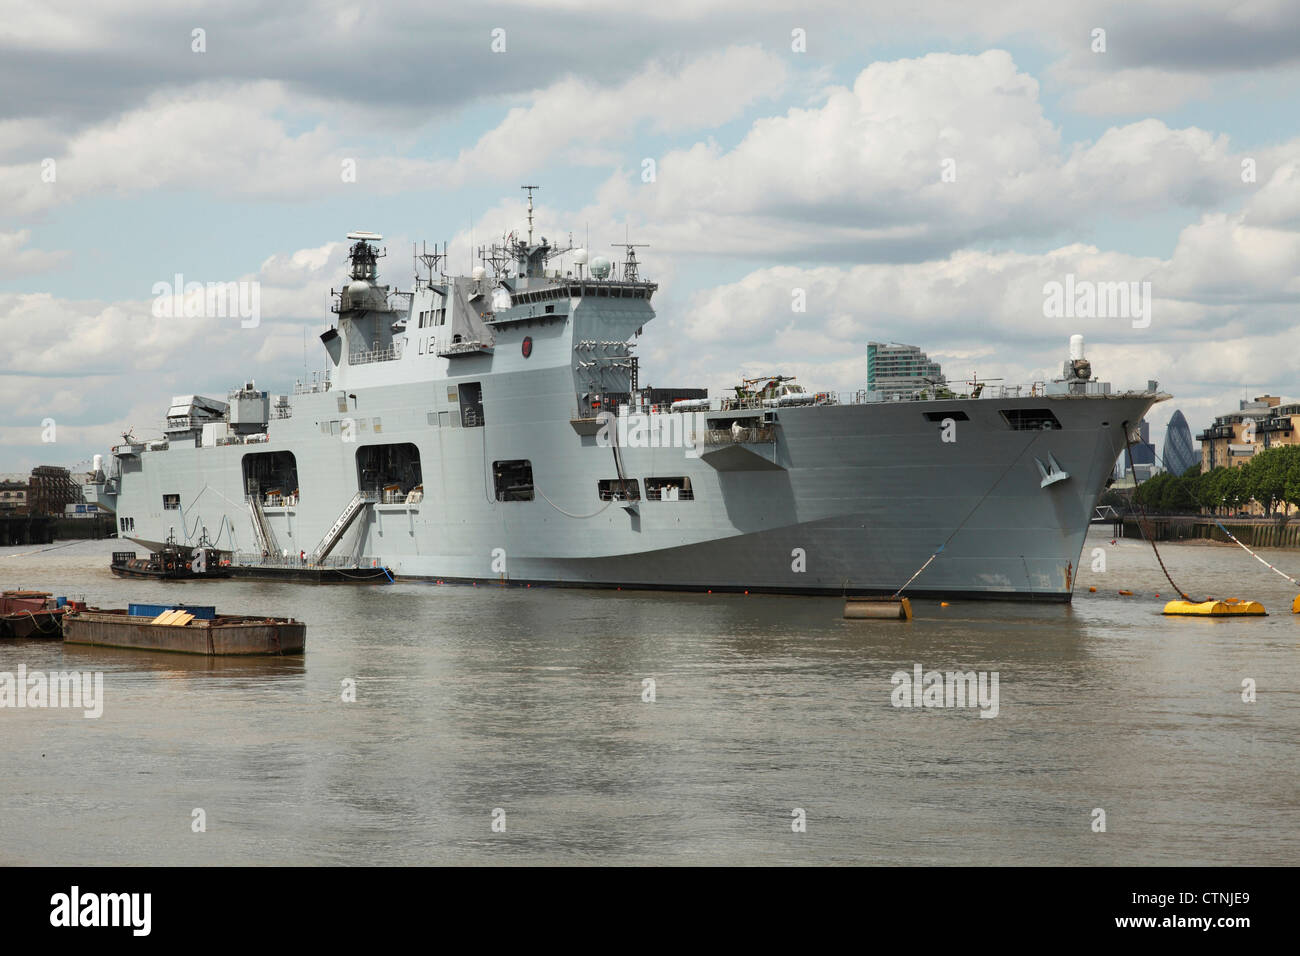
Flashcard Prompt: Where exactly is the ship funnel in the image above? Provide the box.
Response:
[1069,334,1085,360]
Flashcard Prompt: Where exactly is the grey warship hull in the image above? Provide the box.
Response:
[96,213,1160,602]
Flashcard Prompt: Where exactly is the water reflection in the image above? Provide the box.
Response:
[0,535,1295,865]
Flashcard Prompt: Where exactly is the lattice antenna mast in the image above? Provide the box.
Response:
[611,241,649,282]
[415,241,443,287]
[522,185,539,245]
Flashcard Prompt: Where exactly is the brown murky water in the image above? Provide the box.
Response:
[1,531,1295,864]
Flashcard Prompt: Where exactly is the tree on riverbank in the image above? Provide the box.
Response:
[1131,445,1300,516]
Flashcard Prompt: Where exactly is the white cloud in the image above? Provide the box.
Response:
[0,230,67,278]
[0,46,790,215]
[1055,67,1216,117]
[540,52,1281,262]
[433,45,790,185]
[1244,161,1300,227]
[649,195,1300,434]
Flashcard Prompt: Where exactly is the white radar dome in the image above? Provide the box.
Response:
[572,248,588,265]
[589,255,612,279]
[472,266,487,281]
[1069,334,1085,360]
[347,280,370,298]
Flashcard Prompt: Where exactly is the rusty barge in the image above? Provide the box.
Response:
[62,605,305,656]
[0,590,67,639]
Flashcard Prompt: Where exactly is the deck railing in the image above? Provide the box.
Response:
[702,426,776,445]
[232,552,385,569]
[349,341,403,365]
[582,380,1122,416]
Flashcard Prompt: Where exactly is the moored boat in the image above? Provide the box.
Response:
[0,590,67,639]
[62,604,305,655]
[86,191,1165,602]
[110,546,232,580]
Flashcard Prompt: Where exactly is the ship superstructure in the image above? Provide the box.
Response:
[91,190,1164,600]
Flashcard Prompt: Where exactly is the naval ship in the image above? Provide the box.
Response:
[89,190,1163,601]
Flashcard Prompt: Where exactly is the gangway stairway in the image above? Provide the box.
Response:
[311,491,376,561]
[248,496,278,555]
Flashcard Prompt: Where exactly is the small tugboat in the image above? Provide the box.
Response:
[0,590,67,639]
[62,603,305,656]
[110,542,231,580]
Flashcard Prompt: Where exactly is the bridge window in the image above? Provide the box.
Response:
[493,460,534,501]
[163,494,180,510]
[598,478,640,501]
[1000,409,1062,430]
[646,477,694,501]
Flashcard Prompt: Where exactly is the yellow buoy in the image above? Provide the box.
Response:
[844,597,913,621]
[1162,599,1267,617]
[1292,595,1300,614]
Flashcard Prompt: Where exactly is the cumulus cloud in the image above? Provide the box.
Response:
[536,51,1284,263]
[0,230,67,278]
[650,172,1300,438]
[0,46,790,216]
[0,235,350,453]
[433,46,789,185]
[1046,0,1300,113]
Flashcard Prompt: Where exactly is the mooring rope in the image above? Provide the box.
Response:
[11,609,60,634]
[331,566,393,580]
[891,546,944,597]
[1214,520,1300,587]
[535,485,615,519]
[891,428,1043,597]
[1123,420,1200,602]
[0,540,86,560]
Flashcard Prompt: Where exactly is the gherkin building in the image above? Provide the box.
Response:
[1163,409,1197,476]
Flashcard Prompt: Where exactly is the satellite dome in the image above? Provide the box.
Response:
[472,266,487,281]
[572,248,588,265]
[589,255,611,279]
[347,280,370,298]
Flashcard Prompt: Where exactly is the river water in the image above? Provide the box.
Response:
[1,531,1295,865]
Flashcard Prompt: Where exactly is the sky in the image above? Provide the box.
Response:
[2,0,1298,473]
